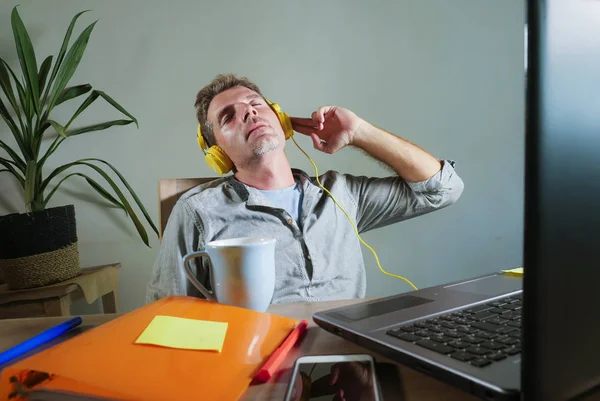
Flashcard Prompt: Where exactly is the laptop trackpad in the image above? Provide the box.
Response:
[445,275,521,297]
[333,295,435,322]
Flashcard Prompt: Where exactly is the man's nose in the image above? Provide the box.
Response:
[241,103,258,123]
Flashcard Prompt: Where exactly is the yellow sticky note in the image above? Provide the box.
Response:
[135,315,228,352]
[501,267,524,277]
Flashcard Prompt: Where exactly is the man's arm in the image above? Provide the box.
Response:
[291,105,440,180]
[352,121,442,182]
[291,105,464,233]
[342,160,463,233]
[146,200,208,303]
[346,113,464,233]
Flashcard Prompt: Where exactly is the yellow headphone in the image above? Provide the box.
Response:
[196,98,294,174]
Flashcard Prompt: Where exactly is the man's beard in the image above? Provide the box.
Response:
[251,135,280,156]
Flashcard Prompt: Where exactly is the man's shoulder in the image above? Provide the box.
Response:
[176,176,234,207]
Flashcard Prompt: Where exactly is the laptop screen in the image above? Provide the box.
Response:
[523,1,600,400]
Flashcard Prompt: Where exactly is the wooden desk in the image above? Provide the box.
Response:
[0,264,120,319]
[0,299,477,400]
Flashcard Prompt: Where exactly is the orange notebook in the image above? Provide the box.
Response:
[0,296,298,401]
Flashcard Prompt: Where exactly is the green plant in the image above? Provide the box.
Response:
[0,7,158,246]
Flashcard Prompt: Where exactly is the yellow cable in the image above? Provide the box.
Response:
[290,135,419,291]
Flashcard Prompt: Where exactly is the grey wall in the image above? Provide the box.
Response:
[0,0,525,314]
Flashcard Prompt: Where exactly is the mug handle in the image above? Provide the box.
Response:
[182,251,216,301]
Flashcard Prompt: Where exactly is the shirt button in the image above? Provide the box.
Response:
[287,218,294,225]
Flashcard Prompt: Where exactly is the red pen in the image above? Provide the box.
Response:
[254,319,309,383]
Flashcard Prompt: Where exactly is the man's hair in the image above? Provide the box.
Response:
[194,73,263,148]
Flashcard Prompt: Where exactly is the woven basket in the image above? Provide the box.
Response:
[0,205,81,290]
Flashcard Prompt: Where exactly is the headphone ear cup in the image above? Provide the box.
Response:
[197,124,207,150]
[197,123,232,174]
[205,145,233,175]
[266,99,294,140]
[280,110,294,140]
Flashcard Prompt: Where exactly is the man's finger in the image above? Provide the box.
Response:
[290,117,316,127]
[330,365,340,385]
[311,111,322,124]
[311,111,324,130]
[319,105,336,122]
[333,392,345,401]
[311,133,326,151]
[317,106,330,123]
[292,124,314,136]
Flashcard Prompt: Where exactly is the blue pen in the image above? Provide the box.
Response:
[0,316,82,366]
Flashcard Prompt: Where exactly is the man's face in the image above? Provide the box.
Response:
[207,86,285,169]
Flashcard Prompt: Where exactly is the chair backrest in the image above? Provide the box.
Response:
[158,178,216,239]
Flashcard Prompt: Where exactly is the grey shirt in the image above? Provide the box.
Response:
[146,160,464,304]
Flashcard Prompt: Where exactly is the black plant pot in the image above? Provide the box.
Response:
[0,204,81,289]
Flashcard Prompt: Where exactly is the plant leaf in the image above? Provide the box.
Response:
[37,135,64,171]
[43,172,125,211]
[0,157,24,181]
[95,91,138,128]
[24,160,37,206]
[38,55,53,95]
[0,94,17,131]
[42,160,150,246]
[31,120,51,157]
[0,58,27,137]
[24,89,33,122]
[11,6,40,114]
[1,156,19,168]
[67,119,134,136]
[0,138,26,171]
[0,57,20,116]
[80,174,125,208]
[83,158,159,236]
[0,159,24,186]
[56,84,92,106]
[47,119,68,138]
[64,90,98,128]
[0,96,30,159]
[42,10,89,109]
[0,157,24,173]
[0,59,28,117]
[65,90,137,130]
[48,20,97,111]
[37,119,51,135]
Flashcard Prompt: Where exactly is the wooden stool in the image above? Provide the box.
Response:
[0,263,120,319]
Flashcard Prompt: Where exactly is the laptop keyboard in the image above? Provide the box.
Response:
[386,294,522,368]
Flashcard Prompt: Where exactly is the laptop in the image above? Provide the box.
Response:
[313,1,600,400]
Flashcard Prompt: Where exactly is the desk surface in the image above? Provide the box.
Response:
[0,299,478,401]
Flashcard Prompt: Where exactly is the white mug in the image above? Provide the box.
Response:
[182,237,276,312]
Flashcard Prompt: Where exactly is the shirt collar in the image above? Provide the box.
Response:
[227,168,320,205]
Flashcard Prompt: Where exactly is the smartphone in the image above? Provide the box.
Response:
[282,354,382,401]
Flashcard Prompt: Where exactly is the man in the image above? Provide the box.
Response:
[146,73,464,304]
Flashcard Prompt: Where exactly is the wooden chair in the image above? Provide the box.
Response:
[158,178,216,239]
